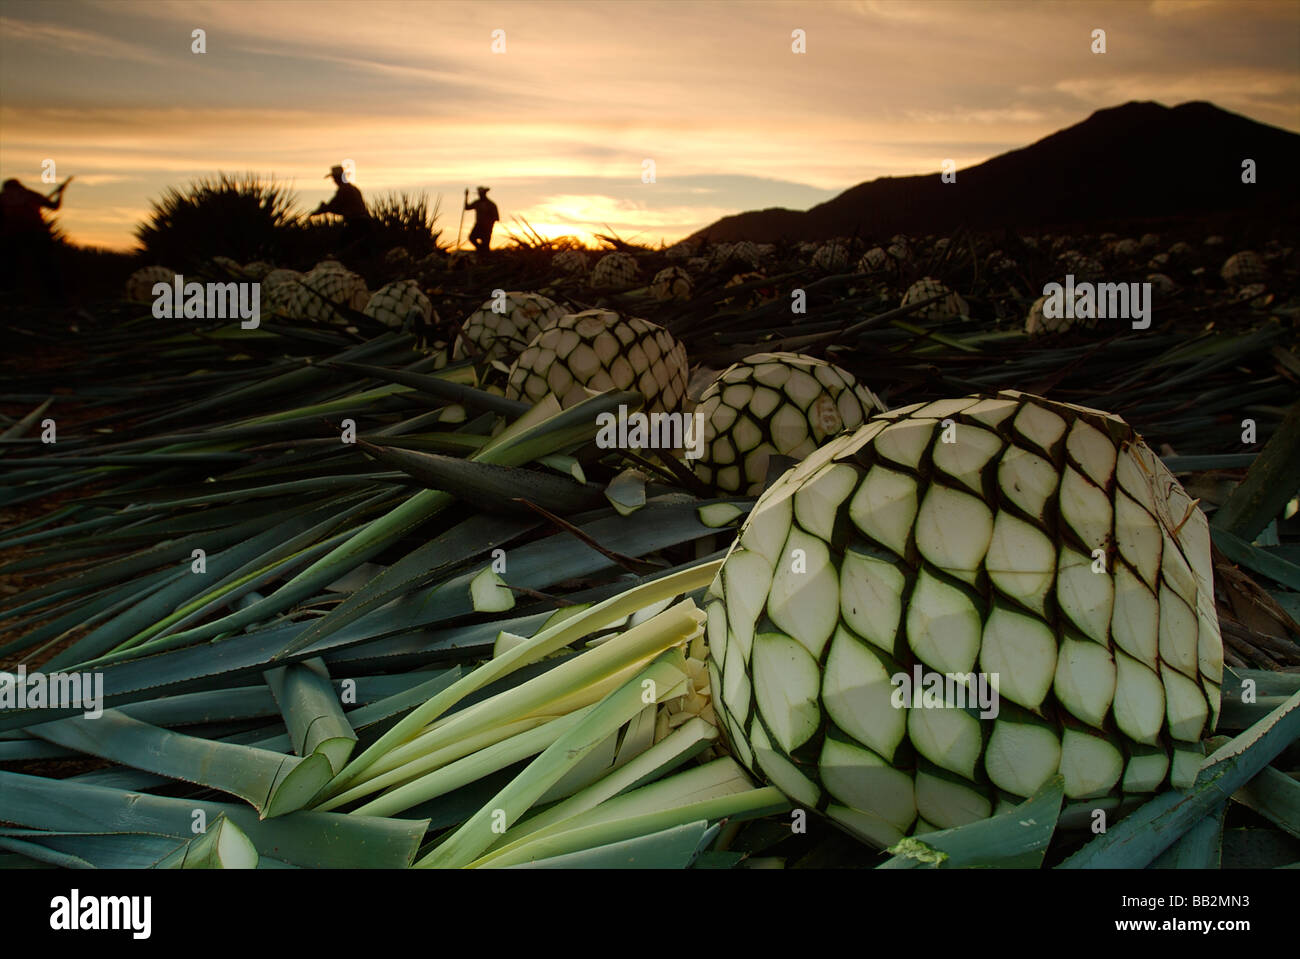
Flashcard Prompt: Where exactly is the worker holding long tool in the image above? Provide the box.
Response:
[463,186,499,253]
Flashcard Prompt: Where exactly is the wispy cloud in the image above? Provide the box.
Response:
[1053,71,1300,110]
[1149,0,1219,16]
[0,15,171,64]
[2,0,1296,250]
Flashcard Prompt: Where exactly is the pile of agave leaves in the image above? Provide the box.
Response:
[1,225,1298,870]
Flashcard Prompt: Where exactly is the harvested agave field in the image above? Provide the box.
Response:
[2,225,1300,874]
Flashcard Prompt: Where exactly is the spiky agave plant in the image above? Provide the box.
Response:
[505,309,688,414]
[693,352,885,495]
[703,390,1222,846]
[367,191,442,258]
[133,172,300,268]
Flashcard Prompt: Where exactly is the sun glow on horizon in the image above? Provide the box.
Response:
[2,0,1296,253]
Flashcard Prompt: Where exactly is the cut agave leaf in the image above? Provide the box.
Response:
[605,468,648,516]
[0,770,427,868]
[154,814,259,869]
[263,657,358,776]
[470,566,516,613]
[418,653,691,868]
[28,710,333,819]
[502,820,715,869]
[697,502,748,528]
[1231,765,1300,839]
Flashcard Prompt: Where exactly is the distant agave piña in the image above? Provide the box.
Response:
[812,240,852,272]
[693,352,884,495]
[901,278,967,321]
[1025,291,1096,336]
[649,266,692,302]
[288,262,369,322]
[1220,251,1265,289]
[728,240,764,270]
[364,280,432,330]
[124,265,176,303]
[704,391,1222,846]
[505,309,688,415]
[858,248,888,272]
[262,268,305,314]
[590,252,639,290]
[552,249,589,276]
[454,292,568,367]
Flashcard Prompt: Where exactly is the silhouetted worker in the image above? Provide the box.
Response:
[310,165,372,258]
[465,186,498,253]
[0,177,69,301]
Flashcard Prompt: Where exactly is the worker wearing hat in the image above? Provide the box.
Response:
[311,164,372,259]
[464,186,499,253]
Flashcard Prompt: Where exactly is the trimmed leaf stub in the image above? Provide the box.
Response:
[470,566,516,613]
[886,836,949,866]
[697,502,747,528]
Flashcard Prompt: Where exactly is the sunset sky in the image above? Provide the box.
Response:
[2,0,1297,251]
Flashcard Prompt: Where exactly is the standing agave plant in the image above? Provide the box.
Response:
[704,391,1222,846]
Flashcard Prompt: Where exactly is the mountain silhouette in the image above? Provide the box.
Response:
[692,101,1300,242]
